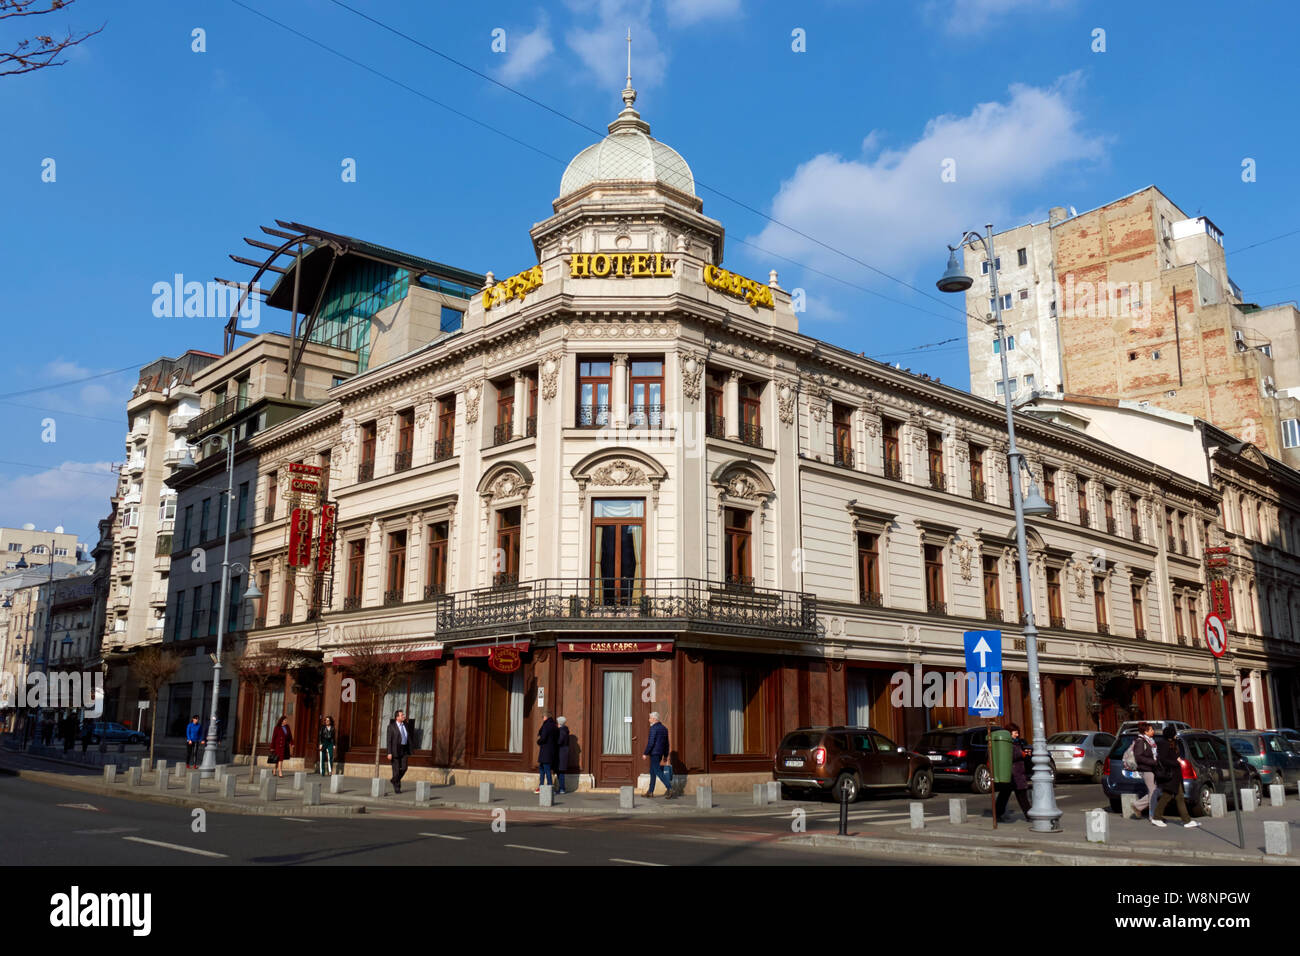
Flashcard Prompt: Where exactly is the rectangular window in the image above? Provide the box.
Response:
[217,492,228,539]
[208,582,220,636]
[996,378,1018,396]
[629,358,664,428]
[436,395,456,460]
[591,498,644,604]
[725,508,753,586]
[495,381,514,445]
[386,530,407,603]
[1047,567,1063,625]
[981,256,1001,274]
[266,474,277,520]
[927,431,944,491]
[706,372,725,438]
[1017,247,1028,267]
[1175,595,1186,639]
[256,569,269,624]
[426,522,449,597]
[173,591,186,641]
[1131,581,1146,636]
[924,544,945,612]
[199,499,210,543]
[711,665,765,756]
[1104,486,1115,533]
[1078,485,1090,527]
[1043,467,1058,512]
[359,421,377,480]
[439,305,463,334]
[969,445,985,500]
[1094,578,1108,631]
[989,294,1012,311]
[346,541,365,603]
[396,409,415,470]
[983,555,1001,617]
[882,418,901,478]
[281,565,295,622]
[1024,373,1035,390]
[738,380,763,447]
[158,498,176,523]
[1129,496,1141,540]
[495,507,521,586]
[577,359,612,427]
[236,482,249,531]
[857,532,880,605]
[227,574,242,632]
[833,403,853,467]
[1014,564,1024,622]
[483,669,523,753]
[190,586,203,638]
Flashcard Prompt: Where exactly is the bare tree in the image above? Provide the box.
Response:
[236,649,289,784]
[128,646,181,763]
[1,1,104,78]
[335,628,417,779]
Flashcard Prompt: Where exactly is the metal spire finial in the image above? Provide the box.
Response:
[622,27,636,108]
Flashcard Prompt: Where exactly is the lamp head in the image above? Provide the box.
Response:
[243,580,263,602]
[936,246,973,294]
[1021,481,1055,518]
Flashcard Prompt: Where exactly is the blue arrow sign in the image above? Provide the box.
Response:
[963,630,1002,674]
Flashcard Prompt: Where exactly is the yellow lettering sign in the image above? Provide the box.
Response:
[568,253,676,280]
[702,264,775,309]
[482,265,545,311]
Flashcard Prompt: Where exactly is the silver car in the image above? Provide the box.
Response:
[1047,731,1116,781]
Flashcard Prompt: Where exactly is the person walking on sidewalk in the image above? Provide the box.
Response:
[555,716,571,794]
[536,712,558,794]
[995,723,1032,822]
[643,712,674,798]
[185,715,203,768]
[269,715,293,778]
[1130,722,1160,820]
[1152,724,1200,829]
[318,715,336,776]
[386,710,410,794]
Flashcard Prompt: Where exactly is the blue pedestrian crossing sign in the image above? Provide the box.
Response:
[964,630,1003,718]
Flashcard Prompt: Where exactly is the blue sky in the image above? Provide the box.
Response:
[3,0,1298,544]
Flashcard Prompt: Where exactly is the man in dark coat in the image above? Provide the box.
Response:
[995,723,1032,821]
[643,712,674,798]
[536,712,558,793]
[386,709,411,794]
[555,716,571,794]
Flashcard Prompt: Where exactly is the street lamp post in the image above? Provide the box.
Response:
[938,225,1063,833]
[15,541,58,749]
[178,428,261,777]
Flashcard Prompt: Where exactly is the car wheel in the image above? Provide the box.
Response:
[779,784,797,801]
[836,771,861,803]
[908,769,933,799]
[973,764,993,794]
[1193,783,1213,818]
[1091,761,1104,783]
[1250,775,1263,807]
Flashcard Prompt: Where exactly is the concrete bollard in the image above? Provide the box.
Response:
[330,774,344,794]
[126,766,142,787]
[478,782,494,804]
[292,771,305,792]
[1210,793,1227,818]
[539,785,554,807]
[259,768,272,785]
[174,762,187,781]
[752,783,768,807]
[1264,820,1291,856]
[303,782,322,806]
[1270,784,1286,807]
[102,765,117,785]
[155,768,168,791]
[155,759,168,776]
[619,785,635,809]
[1120,793,1137,819]
[948,797,968,824]
[259,776,277,802]
[1085,808,1109,843]
[1241,788,1258,812]
[415,781,430,804]
[186,771,201,795]
[213,764,227,783]
[370,777,389,798]
[765,781,780,803]
[909,802,925,829]
[696,785,713,809]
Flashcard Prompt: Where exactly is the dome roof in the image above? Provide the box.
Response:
[559,86,695,200]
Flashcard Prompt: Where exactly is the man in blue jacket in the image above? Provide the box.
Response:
[185,715,204,769]
[643,712,674,798]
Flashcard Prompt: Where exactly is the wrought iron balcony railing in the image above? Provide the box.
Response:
[883,459,903,480]
[357,460,375,483]
[424,583,446,600]
[279,611,293,626]
[970,482,986,502]
[186,395,251,438]
[1049,615,1066,629]
[433,577,818,640]
[434,437,454,461]
[984,608,1003,623]
[383,589,404,607]
[492,423,513,446]
[253,615,267,630]
[1097,622,1110,635]
[706,414,726,439]
[492,572,520,590]
[628,405,664,429]
[394,449,413,473]
[929,471,946,492]
[342,596,362,611]
[263,506,276,523]
[739,422,763,447]
[1134,628,1147,641]
[1078,507,1090,528]
[860,590,884,609]
[1106,517,1117,534]
[834,446,854,468]
[577,404,611,428]
[926,600,948,616]
[525,415,537,438]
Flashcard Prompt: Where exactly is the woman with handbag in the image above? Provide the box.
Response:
[318,715,336,776]
[269,714,292,778]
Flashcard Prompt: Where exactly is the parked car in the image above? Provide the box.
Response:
[1265,728,1300,753]
[773,727,933,802]
[1223,731,1300,789]
[88,721,146,746]
[1047,730,1116,781]
[1117,719,1190,736]
[914,725,1054,794]
[1101,730,1262,817]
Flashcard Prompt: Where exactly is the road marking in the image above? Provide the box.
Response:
[552,825,580,830]
[631,823,667,829]
[665,833,718,841]
[419,832,466,840]
[281,817,313,823]
[57,803,100,811]
[610,857,666,866]
[122,837,227,859]
[73,827,139,835]
[505,844,568,854]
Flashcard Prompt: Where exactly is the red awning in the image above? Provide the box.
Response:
[452,639,532,658]
[331,643,443,667]
[559,640,674,654]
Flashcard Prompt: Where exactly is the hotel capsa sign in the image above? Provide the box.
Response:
[481,256,774,311]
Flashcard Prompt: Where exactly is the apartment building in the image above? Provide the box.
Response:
[0,525,81,571]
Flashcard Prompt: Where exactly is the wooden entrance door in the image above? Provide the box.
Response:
[592,660,648,787]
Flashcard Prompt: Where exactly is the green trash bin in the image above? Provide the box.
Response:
[990,729,1013,785]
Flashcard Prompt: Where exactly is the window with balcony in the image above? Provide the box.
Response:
[739,381,763,447]
[1094,577,1108,634]
[969,445,986,501]
[1174,594,1186,641]
[265,474,277,523]
[158,497,176,523]
[1104,486,1116,534]
[592,499,644,604]
[883,419,902,479]
[396,409,414,471]
[706,372,725,439]
[345,541,365,610]
[1042,467,1057,516]
[833,404,853,468]
[426,522,449,598]
[494,507,521,588]
[577,359,612,428]
[725,507,753,587]
[1046,567,1064,628]
[359,421,377,482]
[629,359,664,428]
[927,432,945,491]
[1132,581,1147,639]
[236,482,249,531]
[1179,512,1189,553]
[493,380,515,446]
[1129,496,1140,541]
[281,566,295,624]
[857,532,881,606]
[1077,484,1090,528]
[526,372,538,437]
[386,531,407,605]
[924,544,945,614]
[983,555,1001,622]
[436,395,456,461]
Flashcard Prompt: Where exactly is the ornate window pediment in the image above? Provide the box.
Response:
[845,499,896,536]
[710,460,775,504]
[477,461,533,504]
[572,448,667,505]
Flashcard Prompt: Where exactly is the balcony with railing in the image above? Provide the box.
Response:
[1078,507,1090,528]
[263,505,276,524]
[163,447,189,466]
[149,589,168,608]
[970,482,986,502]
[167,410,197,432]
[577,404,611,429]
[525,415,537,438]
[492,423,514,446]
[926,599,948,615]
[1135,627,1147,641]
[434,577,818,642]
[929,471,946,492]
[125,456,146,474]
[186,395,251,438]
[706,414,726,440]
[424,583,447,600]
[1106,517,1117,534]
[1049,615,1067,629]
[383,589,405,607]
[434,437,455,462]
[357,460,375,483]
[394,449,413,473]
[883,459,903,481]
[279,611,293,626]
[834,446,854,469]
[252,614,267,630]
[739,422,763,448]
[342,596,362,611]
[860,591,884,609]
[628,405,664,429]
[984,608,1003,623]
[1097,622,1109,635]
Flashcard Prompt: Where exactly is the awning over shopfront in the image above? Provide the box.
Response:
[559,639,674,654]
[329,642,443,667]
[452,639,531,658]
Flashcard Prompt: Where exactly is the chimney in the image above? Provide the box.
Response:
[1048,206,1069,226]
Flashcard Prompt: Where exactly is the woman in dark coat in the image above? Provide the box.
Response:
[269,714,292,778]
[535,713,558,793]
[1152,724,1199,828]
[555,716,571,795]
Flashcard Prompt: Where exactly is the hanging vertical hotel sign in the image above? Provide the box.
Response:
[288,507,314,567]
[288,462,322,497]
[1209,578,1232,621]
[317,504,337,572]
[1205,546,1230,568]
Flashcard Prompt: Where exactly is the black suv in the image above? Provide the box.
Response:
[915,725,1055,793]
[1101,729,1262,817]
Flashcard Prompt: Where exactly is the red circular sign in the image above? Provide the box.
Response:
[489,647,521,673]
[1204,613,1228,658]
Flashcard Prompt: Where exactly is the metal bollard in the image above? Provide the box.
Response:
[838,780,849,836]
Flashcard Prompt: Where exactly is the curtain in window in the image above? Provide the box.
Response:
[406,673,436,751]
[712,667,745,755]
[382,685,406,737]
[507,670,524,753]
[258,686,284,741]
[847,674,871,726]
[602,671,632,755]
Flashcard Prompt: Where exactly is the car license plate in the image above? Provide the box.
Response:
[1122,770,1140,779]
[784,758,804,768]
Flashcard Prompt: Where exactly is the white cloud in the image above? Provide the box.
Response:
[747,75,1105,281]
[497,15,556,84]
[0,461,117,545]
[564,0,668,91]
[664,0,741,26]
[927,0,1074,31]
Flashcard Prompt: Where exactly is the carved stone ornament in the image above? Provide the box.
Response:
[488,470,527,502]
[725,474,758,499]
[956,444,969,464]
[1073,563,1088,600]
[464,380,483,424]
[777,381,796,424]
[954,539,976,582]
[810,397,828,423]
[678,350,704,401]
[591,459,648,486]
[540,349,565,400]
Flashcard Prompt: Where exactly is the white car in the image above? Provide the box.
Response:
[1047,731,1116,781]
